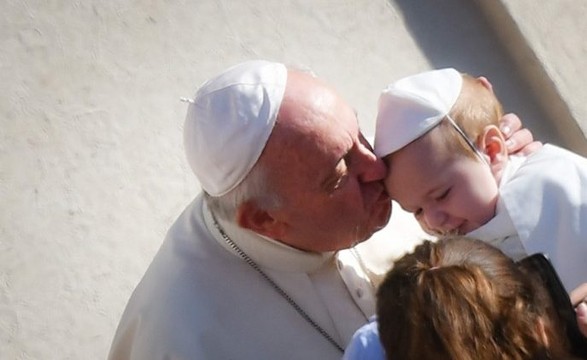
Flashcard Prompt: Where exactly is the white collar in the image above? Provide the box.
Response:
[499,154,527,187]
[467,155,527,240]
[202,200,335,273]
[467,197,517,240]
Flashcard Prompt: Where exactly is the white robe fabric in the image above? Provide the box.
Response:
[468,144,587,291]
[108,194,428,360]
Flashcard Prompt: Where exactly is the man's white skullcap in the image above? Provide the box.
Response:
[374,68,462,157]
[184,60,288,196]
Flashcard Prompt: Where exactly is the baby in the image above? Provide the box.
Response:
[374,68,587,292]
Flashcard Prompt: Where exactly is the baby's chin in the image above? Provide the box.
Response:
[421,225,466,238]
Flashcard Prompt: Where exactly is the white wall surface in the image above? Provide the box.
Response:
[503,0,587,138]
[1,1,585,359]
[478,0,587,155]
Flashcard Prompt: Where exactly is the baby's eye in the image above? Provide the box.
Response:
[436,188,450,201]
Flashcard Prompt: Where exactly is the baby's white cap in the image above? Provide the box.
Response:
[374,68,462,157]
[184,60,288,196]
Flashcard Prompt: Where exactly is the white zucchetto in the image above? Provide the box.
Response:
[184,60,288,196]
[374,68,462,157]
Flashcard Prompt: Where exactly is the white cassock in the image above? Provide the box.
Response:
[108,193,427,360]
[468,144,587,291]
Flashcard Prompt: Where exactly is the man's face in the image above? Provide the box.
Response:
[263,72,391,252]
[384,126,499,236]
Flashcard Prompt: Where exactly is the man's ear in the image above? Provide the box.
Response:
[236,201,285,239]
[479,125,508,181]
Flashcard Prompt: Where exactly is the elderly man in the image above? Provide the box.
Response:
[108,61,535,359]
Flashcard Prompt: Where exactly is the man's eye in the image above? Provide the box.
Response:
[414,208,423,218]
[332,174,348,191]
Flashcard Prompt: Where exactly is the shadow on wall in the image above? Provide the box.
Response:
[390,0,573,151]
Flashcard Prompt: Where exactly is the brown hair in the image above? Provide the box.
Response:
[438,73,504,159]
[376,236,573,360]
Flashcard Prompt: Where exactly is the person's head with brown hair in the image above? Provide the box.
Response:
[376,236,573,360]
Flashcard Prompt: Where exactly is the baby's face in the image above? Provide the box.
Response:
[383,128,499,236]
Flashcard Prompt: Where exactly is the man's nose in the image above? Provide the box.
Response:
[356,147,387,183]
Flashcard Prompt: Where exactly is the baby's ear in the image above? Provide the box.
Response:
[477,76,494,93]
[479,125,508,182]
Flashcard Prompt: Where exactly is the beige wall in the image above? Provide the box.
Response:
[1,1,585,358]
[478,0,587,155]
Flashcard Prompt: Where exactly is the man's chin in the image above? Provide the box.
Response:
[370,200,392,234]
[337,201,393,251]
